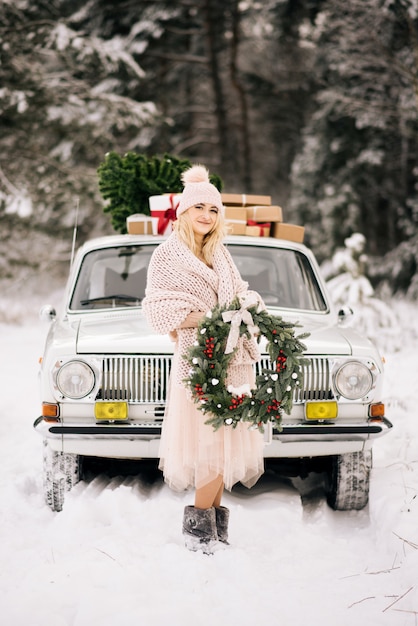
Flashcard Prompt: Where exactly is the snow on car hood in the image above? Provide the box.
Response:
[75,310,355,357]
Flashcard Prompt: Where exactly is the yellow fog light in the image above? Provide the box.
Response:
[305,401,338,420]
[95,402,128,421]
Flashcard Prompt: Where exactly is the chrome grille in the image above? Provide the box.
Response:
[98,356,171,403]
[97,356,333,404]
[257,356,333,402]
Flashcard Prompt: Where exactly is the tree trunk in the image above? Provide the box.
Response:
[229,0,252,188]
[203,0,234,173]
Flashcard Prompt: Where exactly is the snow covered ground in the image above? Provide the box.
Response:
[1,299,417,626]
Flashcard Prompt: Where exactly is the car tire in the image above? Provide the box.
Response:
[43,440,81,512]
[326,450,372,511]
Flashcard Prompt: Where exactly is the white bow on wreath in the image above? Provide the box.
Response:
[221,293,259,354]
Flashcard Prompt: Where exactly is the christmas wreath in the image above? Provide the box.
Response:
[184,295,310,432]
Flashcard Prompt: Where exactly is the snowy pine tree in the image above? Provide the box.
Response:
[324,234,401,351]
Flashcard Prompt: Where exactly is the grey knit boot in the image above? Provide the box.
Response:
[182,506,218,554]
[215,506,230,545]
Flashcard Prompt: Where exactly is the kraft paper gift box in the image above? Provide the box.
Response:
[245,222,271,237]
[149,193,182,235]
[224,207,247,235]
[126,214,159,235]
[271,222,305,243]
[245,205,283,222]
[221,193,271,207]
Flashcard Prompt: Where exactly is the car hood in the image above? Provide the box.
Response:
[76,310,174,354]
[74,310,362,357]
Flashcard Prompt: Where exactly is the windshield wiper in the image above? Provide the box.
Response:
[80,295,142,306]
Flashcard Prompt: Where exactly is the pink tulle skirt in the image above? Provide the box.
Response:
[158,350,265,492]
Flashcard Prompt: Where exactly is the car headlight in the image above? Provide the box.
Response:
[334,361,373,400]
[56,360,95,399]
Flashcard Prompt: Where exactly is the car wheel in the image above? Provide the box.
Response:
[43,440,81,512]
[326,450,372,511]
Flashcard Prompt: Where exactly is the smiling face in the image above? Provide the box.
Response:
[186,202,219,242]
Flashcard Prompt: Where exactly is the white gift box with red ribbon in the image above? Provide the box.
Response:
[148,193,182,235]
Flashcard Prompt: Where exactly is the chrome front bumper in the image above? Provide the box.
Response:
[34,415,393,459]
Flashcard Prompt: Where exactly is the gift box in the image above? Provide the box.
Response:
[245,224,271,237]
[126,214,159,235]
[149,193,182,235]
[246,222,271,237]
[225,207,247,235]
[271,222,305,243]
[221,193,271,207]
[245,205,283,222]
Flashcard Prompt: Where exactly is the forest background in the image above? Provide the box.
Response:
[1,0,418,304]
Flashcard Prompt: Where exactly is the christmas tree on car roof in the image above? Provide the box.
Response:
[97,152,223,234]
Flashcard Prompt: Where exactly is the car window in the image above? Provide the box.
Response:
[228,244,327,311]
[69,245,158,310]
[69,242,327,312]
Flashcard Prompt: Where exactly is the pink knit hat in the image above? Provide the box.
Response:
[177,165,224,216]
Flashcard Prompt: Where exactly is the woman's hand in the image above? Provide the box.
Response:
[168,330,178,342]
[178,311,205,328]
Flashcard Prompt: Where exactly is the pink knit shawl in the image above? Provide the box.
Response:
[143,232,261,385]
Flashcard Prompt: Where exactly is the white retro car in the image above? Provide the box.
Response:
[35,233,392,511]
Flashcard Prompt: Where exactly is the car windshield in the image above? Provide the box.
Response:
[69,242,327,312]
[70,245,156,311]
[228,243,327,310]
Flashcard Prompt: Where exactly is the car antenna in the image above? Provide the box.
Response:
[70,196,80,270]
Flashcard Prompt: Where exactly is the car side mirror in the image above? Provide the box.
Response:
[39,304,57,323]
[338,306,354,323]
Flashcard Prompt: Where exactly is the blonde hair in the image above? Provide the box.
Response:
[173,210,227,265]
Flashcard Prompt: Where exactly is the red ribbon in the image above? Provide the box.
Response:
[247,220,271,236]
[153,194,179,235]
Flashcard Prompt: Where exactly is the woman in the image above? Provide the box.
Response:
[142,165,265,553]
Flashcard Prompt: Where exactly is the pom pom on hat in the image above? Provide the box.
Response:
[177,164,224,216]
[181,165,210,185]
